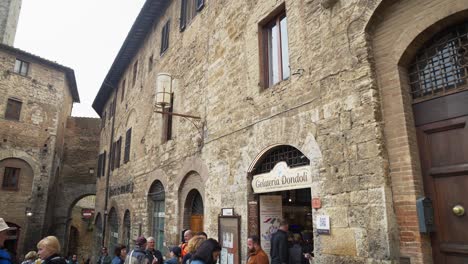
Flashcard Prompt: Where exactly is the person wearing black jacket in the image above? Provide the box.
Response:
[270,219,289,264]
[145,237,162,264]
[37,236,67,264]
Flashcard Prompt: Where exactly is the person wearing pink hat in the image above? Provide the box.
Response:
[0,218,12,264]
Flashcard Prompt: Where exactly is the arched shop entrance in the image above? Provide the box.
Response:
[248,145,313,257]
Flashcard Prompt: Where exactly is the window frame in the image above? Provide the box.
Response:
[5,98,22,121]
[2,167,20,190]
[124,128,132,163]
[162,94,174,143]
[258,5,290,89]
[179,0,204,31]
[14,59,29,76]
[160,20,171,55]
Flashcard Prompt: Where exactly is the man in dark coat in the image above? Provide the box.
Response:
[270,219,289,264]
[145,237,162,264]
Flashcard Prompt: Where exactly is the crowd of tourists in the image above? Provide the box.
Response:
[1,217,313,264]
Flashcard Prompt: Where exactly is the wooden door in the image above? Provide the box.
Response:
[190,215,204,233]
[416,114,468,263]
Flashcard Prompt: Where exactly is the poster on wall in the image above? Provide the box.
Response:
[218,215,240,264]
[259,195,283,258]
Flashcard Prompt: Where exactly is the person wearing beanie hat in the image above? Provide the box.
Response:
[125,236,150,264]
[163,247,181,264]
[0,218,12,264]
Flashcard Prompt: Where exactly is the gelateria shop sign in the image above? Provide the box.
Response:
[252,161,311,193]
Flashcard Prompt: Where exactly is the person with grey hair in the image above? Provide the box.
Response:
[145,237,162,264]
[0,219,12,264]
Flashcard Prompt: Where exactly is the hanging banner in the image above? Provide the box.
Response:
[259,195,282,260]
[252,162,311,193]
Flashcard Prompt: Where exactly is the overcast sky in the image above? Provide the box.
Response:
[15,0,146,117]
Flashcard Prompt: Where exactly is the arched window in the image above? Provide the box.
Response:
[252,145,310,175]
[108,208,119,252]
[123,210,131,248]
[408,21,468,101]
[148,181,165,251]
[94,213,103,250]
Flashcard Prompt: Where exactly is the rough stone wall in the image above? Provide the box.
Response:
[0,0,21,45]
[0,47,74,257]
[96,0,402,263]
[53,117,100,253]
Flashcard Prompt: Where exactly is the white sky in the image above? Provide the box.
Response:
[15,0,146,117]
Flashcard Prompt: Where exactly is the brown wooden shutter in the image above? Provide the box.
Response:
[5,99,22,120]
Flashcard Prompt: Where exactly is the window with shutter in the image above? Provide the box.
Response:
[161,21,170,55]
[102,151,107,176]
[116,137,122,168]
[180,0,204,31]
[132,61,138,87]
[97,154,102,177]
[5,98,22,121]
[110,142,115,171]
[121,79,126,102]
[124,128,132,163]
[14,59,29,76]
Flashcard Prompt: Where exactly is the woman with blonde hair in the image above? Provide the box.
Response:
[181,235,206,264]
[21,251,38,264]
[37,236,67,264]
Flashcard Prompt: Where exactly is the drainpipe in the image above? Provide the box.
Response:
[102,84,118,247]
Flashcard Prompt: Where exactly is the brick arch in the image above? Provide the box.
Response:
[0,150,41,178]
[177,171,205,236]
[368,1,468,263]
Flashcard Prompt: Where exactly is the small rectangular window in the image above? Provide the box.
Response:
[121,79,126,102]
[132,61,138,86]
[259,7,290,88]
[102,151,106,176]
[5,98,22,121]
[161,20,170,55]
[14,59,29,76]
[180,0,204,31]
[148,55,154,72]
[2,167,20,190]
[115,137,122,168]
[124,128,132,163]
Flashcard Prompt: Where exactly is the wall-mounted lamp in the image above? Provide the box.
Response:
[154,73,201,120]
[25,207,33,217]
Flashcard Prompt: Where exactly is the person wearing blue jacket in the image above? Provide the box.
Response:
[0,219,12,264]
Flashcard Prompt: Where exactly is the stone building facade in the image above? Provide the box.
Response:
[92,0,468,263]
[0,43,100,260]
[0,0,21,46]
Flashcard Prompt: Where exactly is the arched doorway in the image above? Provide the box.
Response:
[408,21,468,263]
[370,2,468,262]
[94,213,103,250]
[183,189,204,233]
[107,208,119,252]
[66,195,96,259]
[148,180,165,251]
[123,210,131,248]
[68,226,79,255]
[248,145,313,258]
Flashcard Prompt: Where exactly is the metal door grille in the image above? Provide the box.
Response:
[252,145,310,175]
[409,21,468,101]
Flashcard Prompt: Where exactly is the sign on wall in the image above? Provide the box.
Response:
[259,195,283,258]
[218,216,240,264]
[251,162,311,193]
